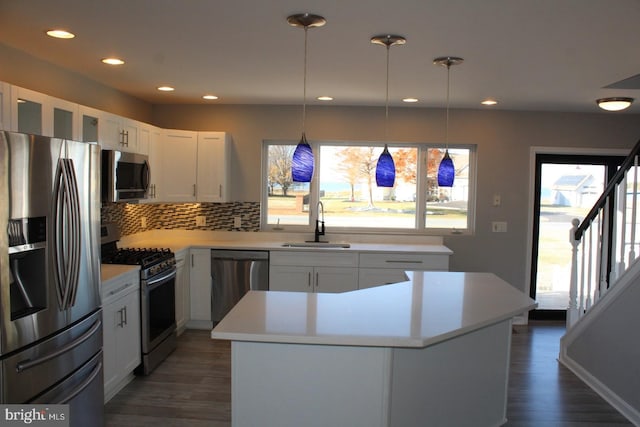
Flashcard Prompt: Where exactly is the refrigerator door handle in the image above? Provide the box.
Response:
[52,158,82,310]
[53,359,103,404]
[15,319,102,373]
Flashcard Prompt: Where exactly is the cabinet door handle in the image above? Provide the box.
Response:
[193,184,196,197]
[219,184,222,198]
[117,308,124,328]
[123,306,127,326]
[307,272,312,289]
[315,272,319,290]
[191,254,194,268]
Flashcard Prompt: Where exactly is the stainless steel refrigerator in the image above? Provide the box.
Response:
[0,131,104,426]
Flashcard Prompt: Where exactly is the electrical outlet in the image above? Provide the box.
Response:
[493,194,501,207]
[492,221,507,232]
[195,216,206,227]
[141,216,147,228]
[234,216,242,228]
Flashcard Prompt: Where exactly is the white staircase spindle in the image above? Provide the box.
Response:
[586,221,594,310]
[579,232,586,317]
[599,198,610,298]
[617,175,627,279]
[629,155,638,265]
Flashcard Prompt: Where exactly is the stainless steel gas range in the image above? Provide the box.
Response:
[100,223,177,375]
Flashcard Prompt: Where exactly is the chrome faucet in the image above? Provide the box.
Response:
[314,201,325,242]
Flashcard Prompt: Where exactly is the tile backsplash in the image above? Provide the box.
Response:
[101,202,261,236]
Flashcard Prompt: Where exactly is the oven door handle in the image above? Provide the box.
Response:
[146,268,177,288]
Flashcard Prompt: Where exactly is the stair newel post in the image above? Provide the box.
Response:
[568,218,581,328]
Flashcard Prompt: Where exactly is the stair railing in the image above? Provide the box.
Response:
[568,139,640,328]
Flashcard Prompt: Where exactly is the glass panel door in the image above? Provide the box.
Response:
[530,154,624,319]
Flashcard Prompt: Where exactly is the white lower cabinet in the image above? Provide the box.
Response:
[174,249,190,335]
[188,248,212,329]
[102,269,141,403]
[269,251,358,293]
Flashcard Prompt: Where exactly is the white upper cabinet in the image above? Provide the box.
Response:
[196,132,231,202]
[158,130,231,203]
[99,111,140,152]
[159,129,198,202]
[139,124,162,202]
[11,86,79,140]
[0,82,11,131]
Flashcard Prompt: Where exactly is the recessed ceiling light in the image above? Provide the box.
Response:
[402,98,419,103]
[202,95,219,100]
[157,86,175,92]
[596,97,633,111]
[101,57,124,65]
[481,99,498,106]
[317,96,333,101]
[46,29,75,39]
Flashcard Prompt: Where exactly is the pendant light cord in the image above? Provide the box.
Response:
[385,43,390,144]
[445,62,451,150]
[302,26,309,135]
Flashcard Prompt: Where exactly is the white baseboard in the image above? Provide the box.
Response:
[559,353,640,426]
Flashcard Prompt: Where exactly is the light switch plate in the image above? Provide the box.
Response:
[492,221,507,232]
[195,216,206,227]
[234,216,242,228]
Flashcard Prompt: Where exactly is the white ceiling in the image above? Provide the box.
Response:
[1,0,639,113]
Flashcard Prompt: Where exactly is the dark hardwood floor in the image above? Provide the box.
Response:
[105,321,632,426]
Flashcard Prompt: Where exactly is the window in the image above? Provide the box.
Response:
[262,140,476,235]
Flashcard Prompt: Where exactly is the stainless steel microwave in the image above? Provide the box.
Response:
[101,150,150,202]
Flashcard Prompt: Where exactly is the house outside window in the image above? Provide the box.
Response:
[262,140,476,235]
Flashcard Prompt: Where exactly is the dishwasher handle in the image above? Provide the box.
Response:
[210,250,269,261]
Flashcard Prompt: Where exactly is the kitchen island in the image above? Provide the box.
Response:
[211,271,536,427]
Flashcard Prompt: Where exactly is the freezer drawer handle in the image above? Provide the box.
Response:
[15,319,102,373]
[54,359,103,404]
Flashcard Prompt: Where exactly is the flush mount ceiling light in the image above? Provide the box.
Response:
[101,57,124,65]
[596,97,634,111]
[288,13,326,183]
[371,35,406,188]
[434,56,463,188]
[46,29,75,39]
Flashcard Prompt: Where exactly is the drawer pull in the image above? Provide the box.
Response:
[385,260,423,264]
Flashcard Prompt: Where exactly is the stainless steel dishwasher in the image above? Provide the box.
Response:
[211,250,269,324]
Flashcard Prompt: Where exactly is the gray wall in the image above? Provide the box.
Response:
[152,104,640,289]
[3,42,640,292]
[0,43,152,123]
[567,275,640,413]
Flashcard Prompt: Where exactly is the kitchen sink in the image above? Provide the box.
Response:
[281,241,351,248]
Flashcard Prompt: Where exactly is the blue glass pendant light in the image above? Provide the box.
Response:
[434,56,463,188]
[292,132,314,182]
[288,13,326,183]
[372,35,406,188]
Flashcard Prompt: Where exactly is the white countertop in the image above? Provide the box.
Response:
[118,236,453,256]
[100,264,140,283]
[211,271,537,348]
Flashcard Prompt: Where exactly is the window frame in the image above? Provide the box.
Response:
[261,139,477,236]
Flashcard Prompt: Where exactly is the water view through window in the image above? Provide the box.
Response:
[264,142,474,233]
